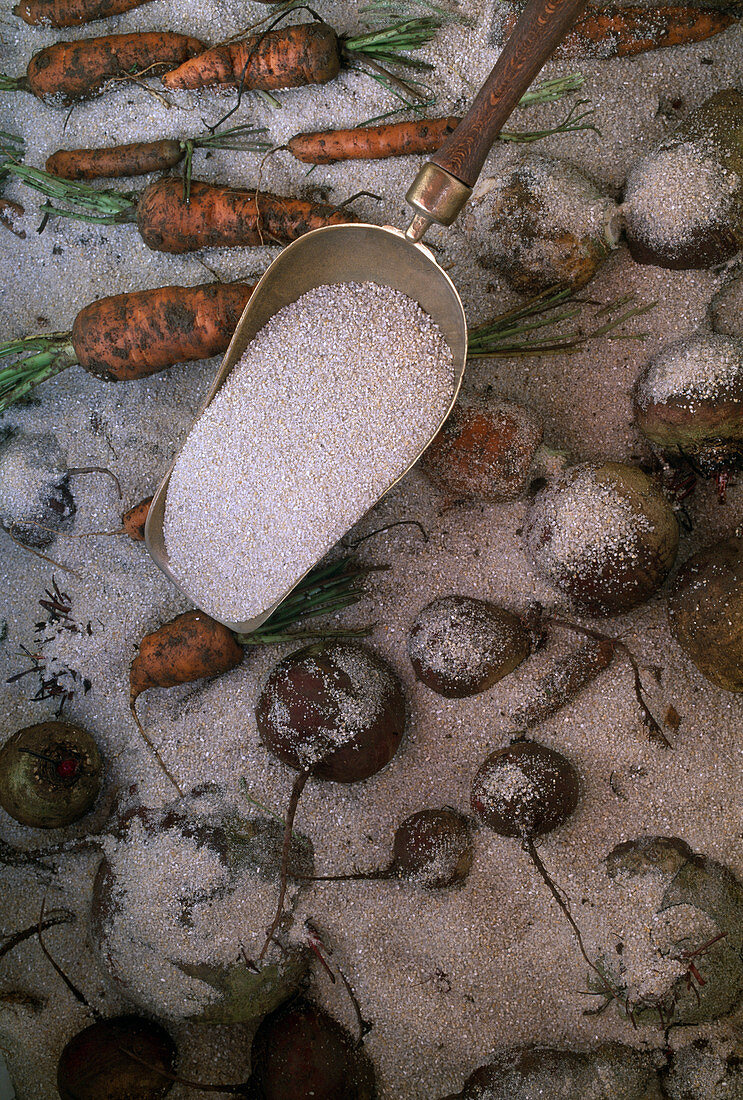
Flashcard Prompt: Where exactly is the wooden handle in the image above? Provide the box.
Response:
[432,0,588,187]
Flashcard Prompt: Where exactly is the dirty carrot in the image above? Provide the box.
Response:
[285,73,594,163]
[14,0,154,28]
[129,557,377,793]
[162,14,443,98]
[0,32,205,105]
[0,281,255,411]
[500,4,736,58]
[45,123,269,183]
[8,165,358,253]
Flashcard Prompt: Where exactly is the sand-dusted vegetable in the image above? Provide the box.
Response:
[525,461,679,616]
[57,1015,176,1100]
[15,0,154,26]
[461,154,622,293]
[508,637,615,729]
[162,14,441,98]
[663,1037,743,1099]
[91,787,313,1023]
[440,1043,664,1099]
[0,281,255,412]
[710,270,743,336]
[408,595,531,698]
[499,4,737,58]
[622,90,743,269]
[0,32,205,105]
[0,721,101,828]
[0,430,75,547]
[598,836,743,1025]
[634,334,743,496]
[284,75,595,163]
[419,395,545,502]
[302,807,474,889]
[247,998,376,1099]
[130,557,378,794]
[256,639,406,956]
[46,123,269,185]
[121,496,153,541]
[667,537,743,691]
[9,165,358,254]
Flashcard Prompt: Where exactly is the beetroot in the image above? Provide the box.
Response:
[524,462,679,616]
[0,720,102,828]
[255,639,406,956]
[471,739,579,840]
[246,999,376,1100]
[408,595,531,698]
[57,1015,176,1100]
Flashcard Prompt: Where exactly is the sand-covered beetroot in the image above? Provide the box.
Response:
[256,640,405,782]
[419,395,544,502]
[408,595,531,698]
[0,430,75,548]
[667,536,743,690]
[440,1043,664,1099]
[634,334,743,481]
[462,155,621,293]
[471,739,580,839]
[622,90,743,269]
[524,462,679,616]
[90,788,312,1022]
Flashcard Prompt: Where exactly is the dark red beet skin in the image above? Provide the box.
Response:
[255,640,406,782]
[247,1000,376,1099]
[57,1015,176,1100]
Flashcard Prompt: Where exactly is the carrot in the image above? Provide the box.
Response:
[162,15,443,99]
[0,281,255,411]
[9,164,359,253]
[500,4,736,57]
[0,32,205,104]
[287,116,461,164]
[164,22,342,92]
[128,557,377,793]
[45,123,269,181]
[135,178,357,252]
[14,0,153,28]
[283,75,596,165]
[121,496,153,541]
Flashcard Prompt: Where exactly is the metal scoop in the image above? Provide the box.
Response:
[146,0,586,631]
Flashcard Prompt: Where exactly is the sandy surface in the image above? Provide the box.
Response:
[1,0,743,1096]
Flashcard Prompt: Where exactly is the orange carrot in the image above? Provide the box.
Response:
[46,141,184,181]
[14,0,153,28]
[501,4,736,57]
[162,22,342,91]
[121,496,153,541]
[2,32,205,104]
[45,123,269,182]
[287,116,462,164]
[133,178,357,253]
[0,282,255,411]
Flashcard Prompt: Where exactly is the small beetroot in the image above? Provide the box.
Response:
[0,720,102,828]
[57,1015,176,1100]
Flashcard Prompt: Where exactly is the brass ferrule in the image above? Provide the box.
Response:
[405,163,472,232]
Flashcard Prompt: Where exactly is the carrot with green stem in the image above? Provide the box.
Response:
[7,164,358,251]
[162,9,448,102]
[0,31,205,105]
[46,122,270,200]
[285,75,596,164]
[0,281,256,412]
